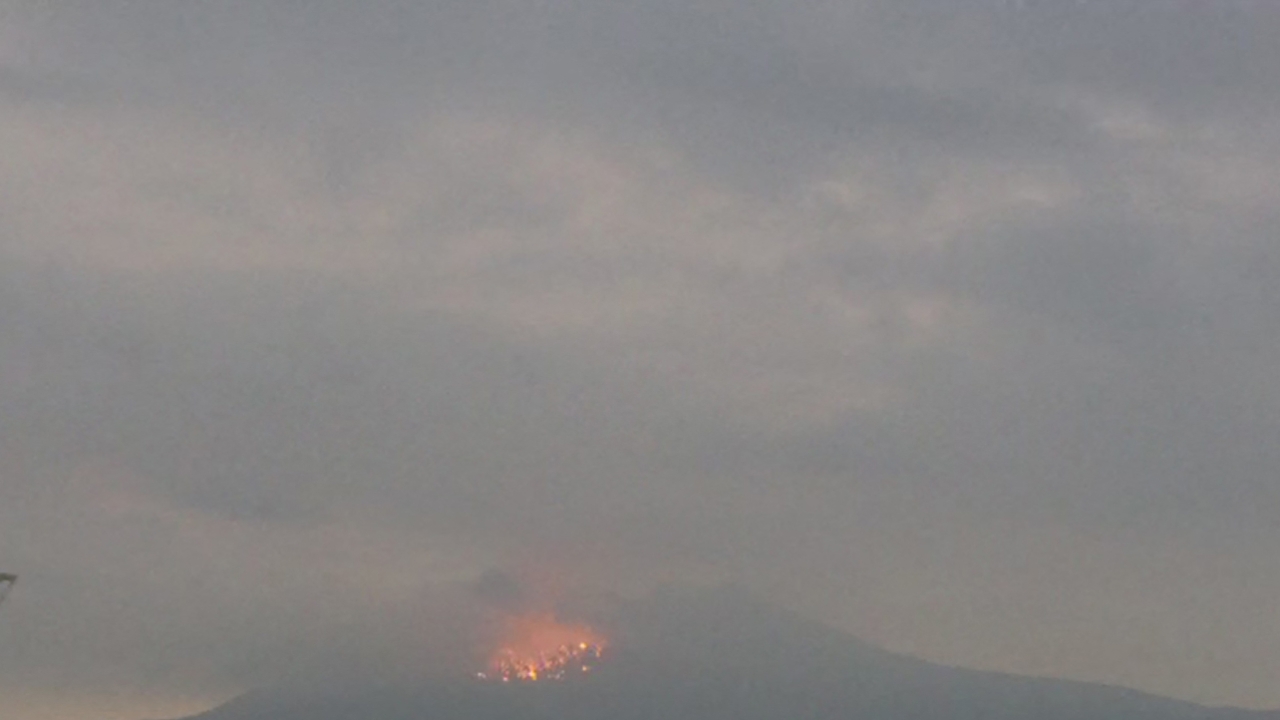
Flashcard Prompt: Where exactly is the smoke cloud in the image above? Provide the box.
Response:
[3,2,1280,716]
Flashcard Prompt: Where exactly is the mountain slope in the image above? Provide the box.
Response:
[179,588,1280,720]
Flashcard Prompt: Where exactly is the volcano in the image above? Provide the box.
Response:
[179,588,1280,720]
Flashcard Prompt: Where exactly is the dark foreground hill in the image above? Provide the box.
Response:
[179,588,1280,720]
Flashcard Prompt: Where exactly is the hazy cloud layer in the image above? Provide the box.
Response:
[3,2,1280,716]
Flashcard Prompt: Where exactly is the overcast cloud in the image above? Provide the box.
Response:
[3,2,1280,717]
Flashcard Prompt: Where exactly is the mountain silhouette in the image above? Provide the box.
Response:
[178,587,1280,720]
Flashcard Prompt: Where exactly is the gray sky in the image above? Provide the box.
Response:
[3,1,1280,717]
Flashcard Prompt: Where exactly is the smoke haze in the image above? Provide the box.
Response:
[3,2,1280,716]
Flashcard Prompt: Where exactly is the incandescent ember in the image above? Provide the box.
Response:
[476,613,608,683]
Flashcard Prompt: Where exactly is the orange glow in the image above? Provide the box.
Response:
[477,613,607,683]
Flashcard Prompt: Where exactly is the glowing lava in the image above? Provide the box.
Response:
[477,613,607,683]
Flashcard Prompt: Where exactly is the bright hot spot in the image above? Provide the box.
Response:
[477,613,607,683]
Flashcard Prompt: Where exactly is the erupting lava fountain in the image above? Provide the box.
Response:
[477,613,608,683]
